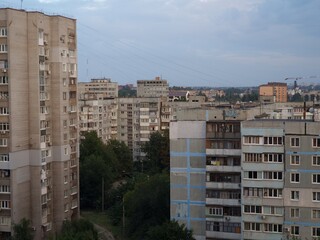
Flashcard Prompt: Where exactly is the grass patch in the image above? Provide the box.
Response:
[81,210,126,240]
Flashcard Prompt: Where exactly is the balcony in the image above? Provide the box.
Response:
[206,198,240,206]
[207,132,241,139]
[206,182,241,189]
[206,149,241,156]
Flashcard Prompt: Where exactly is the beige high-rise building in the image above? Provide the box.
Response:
[0,8,79,239]
[259,82,288,103]
[137,76,169,98]
[78,78,118,100]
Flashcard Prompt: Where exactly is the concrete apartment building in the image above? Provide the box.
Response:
[137,76,169,97]
[0,8,79,239]
[259,82,288,103]
[78,78,118,100]
[170,108,261,240]
[242,119,320,240]
[170,106,320,240]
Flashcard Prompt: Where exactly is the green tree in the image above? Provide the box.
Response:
[54,219,98,240]
[12,218,34,240]
[146,220,195,240]
[124,173,170,240]
[142,130,170,174]
[118,86,136,97]
[290,93,303,102]
[107,139,133,175]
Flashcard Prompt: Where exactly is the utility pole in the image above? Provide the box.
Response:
[101,177,104,212]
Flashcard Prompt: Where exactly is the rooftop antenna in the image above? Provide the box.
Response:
[20,0,23,9]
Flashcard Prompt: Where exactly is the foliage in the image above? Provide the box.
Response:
[107,139,133,174]
[118,86,136,97]
[142,130,170,174]
[53,219,98,240]
[146,220,195,240]
[124,173,170,240]
[12,218,34,240]
[241,91,259,102]
[80,131,132,209]
[289,93,303,102]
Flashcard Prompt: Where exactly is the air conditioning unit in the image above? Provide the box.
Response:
[261,215,266,220]
[47,70,51,75]
[2,69,7,73]
[44,40,48,45]
[284,227,290,232]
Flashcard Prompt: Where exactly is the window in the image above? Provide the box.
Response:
[244,222,261,231]
[0,28,7,37]
[312,227,320,239]
[0,154,8,162]
[313,192,320,202]
[243,188,263,197]
[263,171,283,180]
[64,203,69,212]
[313,138,320,148]
[312,174,320,184]
[0,76,8,84]
[244,136,260,144]
[0,185,10,193]
[0,138,7,147]
[0,200,10,209]
[263,206,283,216]
[290,208,300,218]
[291,173,300,183]
[263,153,283,163]
[264,223,282,233]
[312,209,320,219]
[244,153,262,162]
[0,216,10,226]
[0,107,8,115]
[0,123,9,131]
[291,137,300,147]
[244,171,262,179]
[290,155,300,165]
[244,205,262,214]
[0,44,7,52]
[291,226,299,236]
[291,191,299,200]
[263,188,282,198]
[312,156,320,166]
[263,136,283,145]
[63,92,67,100]
[208,207,223,216]
[62,63,67,72]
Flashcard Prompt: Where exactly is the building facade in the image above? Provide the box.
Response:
[137,76,169,98]
[0,8,79,239]
[78,78,118,100]
[259,82,288,103]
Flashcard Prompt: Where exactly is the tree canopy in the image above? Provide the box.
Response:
[142,130,170,174]
[146,220,195,240]
[80,131,132,209]
[53,219,98,240]
[124,173,170,240]
[12,218,34,240]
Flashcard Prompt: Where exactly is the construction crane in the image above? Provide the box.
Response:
[285,75,319,89]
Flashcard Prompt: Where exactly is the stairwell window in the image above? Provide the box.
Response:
[290,137,300,147]
[313,138,320,148]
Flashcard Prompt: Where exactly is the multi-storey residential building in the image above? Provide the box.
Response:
[0,8,79,239]
[79,98,118,141]
[170,106,320,240]
[259,82,288,103]
[241,119,320,240]
[170,108,257,240]
[137,76,169,98]
[78,78,118,100]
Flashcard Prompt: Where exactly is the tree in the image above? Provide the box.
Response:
[12,218,34,240]
[124,173,170,240]
[146,220,195,240]
[290,93,303,102]
[54,219,98,240]
[107,139,133,175]
[142,130,170,174]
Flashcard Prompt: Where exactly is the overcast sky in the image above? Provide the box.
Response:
[2,0,320,87]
